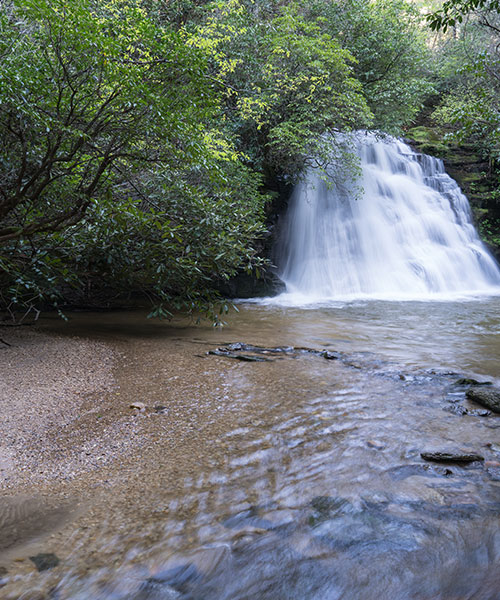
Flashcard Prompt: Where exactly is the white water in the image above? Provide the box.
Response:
[274,133,500,303]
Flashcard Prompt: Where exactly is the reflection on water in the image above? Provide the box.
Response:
[6,299,500,599]
[242,298,500,379]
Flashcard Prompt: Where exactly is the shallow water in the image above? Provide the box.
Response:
[5,299,500,599]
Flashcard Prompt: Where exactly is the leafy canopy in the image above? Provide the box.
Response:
[428,0,500,31]
[0,0,267,319]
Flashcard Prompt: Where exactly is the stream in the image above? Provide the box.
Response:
[4,298,500,600]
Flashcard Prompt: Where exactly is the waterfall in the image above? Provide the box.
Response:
[275,133,500,302]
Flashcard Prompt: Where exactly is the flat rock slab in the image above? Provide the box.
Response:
[207,343,341,363]
[421,451,484,463]
[466,386,500,413]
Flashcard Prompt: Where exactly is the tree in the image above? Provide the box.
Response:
[0,0,268,319]
[428,0,500,159]
[0,0,214,244]
[427,0,500,32]
[189,0,372,179]
[427,0,500,250]
[304,0,435,133]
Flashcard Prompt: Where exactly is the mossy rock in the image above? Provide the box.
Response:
[473,207,489,219]
[458,172,484,184]
[406,126,443,144]
[419,142,449,157]
[444,152,483,165]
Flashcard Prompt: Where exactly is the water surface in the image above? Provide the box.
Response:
[4,299,500,599]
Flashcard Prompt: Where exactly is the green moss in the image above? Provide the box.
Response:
[444,153,482,165]
[473,207,489,219]
[419,142,448,157]
[406,126,443,144]
[459,172,483,184]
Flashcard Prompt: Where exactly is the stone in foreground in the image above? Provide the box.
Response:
[421,451,484,463]
[29,553,60,572]
[466,386,500,413]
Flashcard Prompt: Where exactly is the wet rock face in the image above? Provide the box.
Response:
[207,343,343,364]
[455,378,492,386]
[466,387,500,413]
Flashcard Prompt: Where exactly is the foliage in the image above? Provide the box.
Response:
[429,3,500,160]
[427,0,500,32]
[186,0,434,174]
[0,0,267,319]
[0,0,444,319]
[426,0,500,252]
[305,0,436,134]
[188,0,372,177]
[0,0,216,243]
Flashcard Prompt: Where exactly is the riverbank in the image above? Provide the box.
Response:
[0,326,116,491]
[0,315,259,597]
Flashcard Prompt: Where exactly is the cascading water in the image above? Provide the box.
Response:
[275,133,500,302]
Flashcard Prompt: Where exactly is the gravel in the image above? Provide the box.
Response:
[0,326,117,489]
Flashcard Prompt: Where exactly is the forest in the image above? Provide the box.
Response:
[1,0,499,320]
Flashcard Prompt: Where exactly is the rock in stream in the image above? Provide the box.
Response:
[466,386,500,413]
[421,451,484,463]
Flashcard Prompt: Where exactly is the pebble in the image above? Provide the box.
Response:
[366,440,385,450]
[29,553,60,572]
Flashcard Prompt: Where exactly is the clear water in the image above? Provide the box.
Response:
[5,300,500,600]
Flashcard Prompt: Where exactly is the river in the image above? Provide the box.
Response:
[4,297,500,599]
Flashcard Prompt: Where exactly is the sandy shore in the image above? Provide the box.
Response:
[0,325,120,596]
[0,314,251,597]
[0,326,117,490]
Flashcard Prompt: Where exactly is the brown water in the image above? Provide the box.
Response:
[5,299,500,599]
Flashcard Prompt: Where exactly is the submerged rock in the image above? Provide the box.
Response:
[29,552,60,572]
[310,496,347,515]
[443,405,491,417]
[137,579,182,599]
[455,377,492,386]
[207,349,272,362]
[444,405,469,416]
[207,343,344,364]
[308,496,350,526]
[386,464,453,480]
[145,563,201,594]
[321,351,339,360]
[466,387,500,413]
[469,409,491,417]
[420,451,484,463]
[366,439,386,450]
